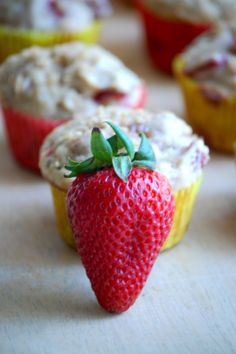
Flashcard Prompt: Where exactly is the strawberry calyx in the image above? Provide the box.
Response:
[65,121,156,182]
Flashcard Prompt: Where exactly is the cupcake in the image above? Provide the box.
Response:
[39,106,209,251]
[174,27,236,153]
[0,0,112,62]
[136,0,236,74]
[0,42,146,171]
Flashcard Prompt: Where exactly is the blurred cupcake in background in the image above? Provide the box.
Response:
[0,42,146,171]
[136,0,236,74]
[39,107,209,251]
[174,26,236,153]
[0,0,112,62]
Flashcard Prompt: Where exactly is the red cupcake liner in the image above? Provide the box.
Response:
[136,1,211,74]
[2,108,65,172]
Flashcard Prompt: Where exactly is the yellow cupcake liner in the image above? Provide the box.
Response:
[50,177,202,252]
[50,184,75,248]
[161,177,202,251]
[173,57,236,154]
[0,21,102,62]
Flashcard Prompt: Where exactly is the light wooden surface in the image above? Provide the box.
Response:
[1,4,236,354]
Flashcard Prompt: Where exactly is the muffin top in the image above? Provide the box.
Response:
[0,0,111,32]
[0,42,142,119]
[143,0,236,25]
[39,107,209,191]
[181,27,236,101]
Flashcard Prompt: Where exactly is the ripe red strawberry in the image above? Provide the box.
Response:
[66,121,175,313]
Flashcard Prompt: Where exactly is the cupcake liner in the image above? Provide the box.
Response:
[0,21,102,62]
[2,108,65,171]
[50,184,75,247]
[50,177,202,252]
[136,1,210,74]
[161,177,202,251]
[173,57,236,153]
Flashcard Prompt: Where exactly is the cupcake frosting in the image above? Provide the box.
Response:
[143,0,236,25]
[181,27,236,101]
[39,107,209,191]
[0,42,142,119]
[0,0,111,32]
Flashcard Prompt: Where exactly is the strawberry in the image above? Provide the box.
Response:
[66,121,175,313]
[184,54,227,77]
[48,0,64,17]
[93,84,147,109]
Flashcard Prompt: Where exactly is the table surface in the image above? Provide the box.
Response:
[1,4,236,354]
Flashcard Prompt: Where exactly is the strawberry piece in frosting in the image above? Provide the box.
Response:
[184,54,227,77]
[93,90,126,105]
[48,0,64,17]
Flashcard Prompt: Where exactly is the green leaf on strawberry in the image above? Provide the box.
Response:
[105,120,135,159]
[112,155,132,183]
[91,127,113,162]
[65,121,157,182]
[65,157,94,171]
[132,159,156,170]
[107,134,123,155]
[135,132,156,162]
[65,157,105,177]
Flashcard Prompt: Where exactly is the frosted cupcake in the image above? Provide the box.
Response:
[174,27,236,153]
[0,0,112,62]
[40,106,209,251]
[136,0,236,74]
[0,42,146,171]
